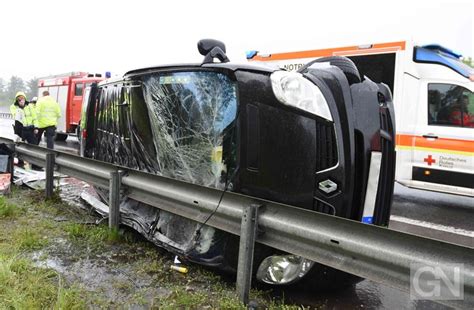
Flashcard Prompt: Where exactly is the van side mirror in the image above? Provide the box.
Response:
[198,39,230,64]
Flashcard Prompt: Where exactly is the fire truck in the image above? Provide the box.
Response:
[37,72,106,141]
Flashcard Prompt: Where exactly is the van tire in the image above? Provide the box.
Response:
[55,133,68,141]
[299,56,361,85]
[291,263,362,291]
[257,262,362,292]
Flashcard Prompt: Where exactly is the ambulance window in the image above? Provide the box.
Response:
[75,83,84,96]
[428,84,474,128]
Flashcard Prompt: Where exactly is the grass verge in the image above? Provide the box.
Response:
[0,185,307,309]
[0,255,86,309]
[0,188,89,308]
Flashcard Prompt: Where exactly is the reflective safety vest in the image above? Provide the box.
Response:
[36,95,61,128]
[449,108,474,127]
[10,103,38,127]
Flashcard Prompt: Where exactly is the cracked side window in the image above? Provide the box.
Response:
[142,71,238,189]
[91,83,160,171]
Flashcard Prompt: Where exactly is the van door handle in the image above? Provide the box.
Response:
[422,134,438,139]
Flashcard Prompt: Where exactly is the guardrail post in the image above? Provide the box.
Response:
[45,153,55,198]
[236,204,260,305]
[108,170,122,229]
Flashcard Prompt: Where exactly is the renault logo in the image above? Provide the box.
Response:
[319,179,338,194]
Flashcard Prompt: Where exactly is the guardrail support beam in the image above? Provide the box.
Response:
[236,204,260,305]
[45,153,55,198]
[108,170,123,229]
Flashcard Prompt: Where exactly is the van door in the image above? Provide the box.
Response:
[411,81,474,195]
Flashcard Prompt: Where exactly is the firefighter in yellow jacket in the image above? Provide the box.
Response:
[10,91,39,144]
[36,90,61,149]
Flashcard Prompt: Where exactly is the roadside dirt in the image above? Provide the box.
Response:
[2,179,302,309]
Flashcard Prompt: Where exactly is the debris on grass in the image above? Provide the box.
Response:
[0,184,308,309]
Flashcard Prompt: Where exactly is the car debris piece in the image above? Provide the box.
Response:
[170,265,188,274]
[13,167,64,190]
[80,191,109,217]
[0,173,11,195]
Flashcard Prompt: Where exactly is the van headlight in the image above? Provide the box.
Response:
[271,71,332,121]
[256,254,314,285]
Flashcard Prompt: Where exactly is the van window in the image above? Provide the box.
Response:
[75,83,83,96]
[129,85,159,171]
[90,83,160,171]
[141,71,238,188]
[90,71,238,187]
[428,83,474,128]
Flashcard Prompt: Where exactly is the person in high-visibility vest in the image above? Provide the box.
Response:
[36,90,61,149]
[9,91,39,169]
[29,96,41,145]
[9,91,39,144]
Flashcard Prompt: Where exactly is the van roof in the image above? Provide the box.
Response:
[123,62,277,78]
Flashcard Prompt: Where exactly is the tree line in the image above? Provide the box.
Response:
[462,57,473,68]
[0,76,38,106]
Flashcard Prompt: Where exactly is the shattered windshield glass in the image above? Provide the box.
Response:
[142,71,238,189]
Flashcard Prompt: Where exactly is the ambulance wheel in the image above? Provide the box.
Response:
[55,133,68,141]
[299,56,361,85]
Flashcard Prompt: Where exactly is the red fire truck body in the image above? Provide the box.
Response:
[37,72,104,140]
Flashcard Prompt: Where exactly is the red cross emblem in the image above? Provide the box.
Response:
[424,155,436,166]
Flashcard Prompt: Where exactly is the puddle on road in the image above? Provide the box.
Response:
[271,277,451,310]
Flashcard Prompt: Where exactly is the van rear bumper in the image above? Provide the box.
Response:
[396,179,474,197]
[412,166,474,189]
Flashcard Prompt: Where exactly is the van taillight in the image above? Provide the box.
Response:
[82,129,87,139]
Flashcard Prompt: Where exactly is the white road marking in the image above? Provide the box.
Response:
[390,215,474,238]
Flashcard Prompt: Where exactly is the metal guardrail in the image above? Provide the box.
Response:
[1,137,473,308]
[0,112,12,119]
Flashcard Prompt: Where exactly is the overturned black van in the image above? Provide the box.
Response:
[80,39,396,287]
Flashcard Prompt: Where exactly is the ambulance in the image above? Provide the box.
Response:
[248,41,474,196]
[37,72,106,140]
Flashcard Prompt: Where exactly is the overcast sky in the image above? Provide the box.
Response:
[1,0,472,80]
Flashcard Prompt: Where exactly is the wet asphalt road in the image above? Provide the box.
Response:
[275,280,451,310]
[392,184,473,231]
[0,116,472,309]
[390,184,473,248]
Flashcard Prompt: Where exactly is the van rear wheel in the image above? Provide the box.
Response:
[55,133,68,141]
[299,56,361,85]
